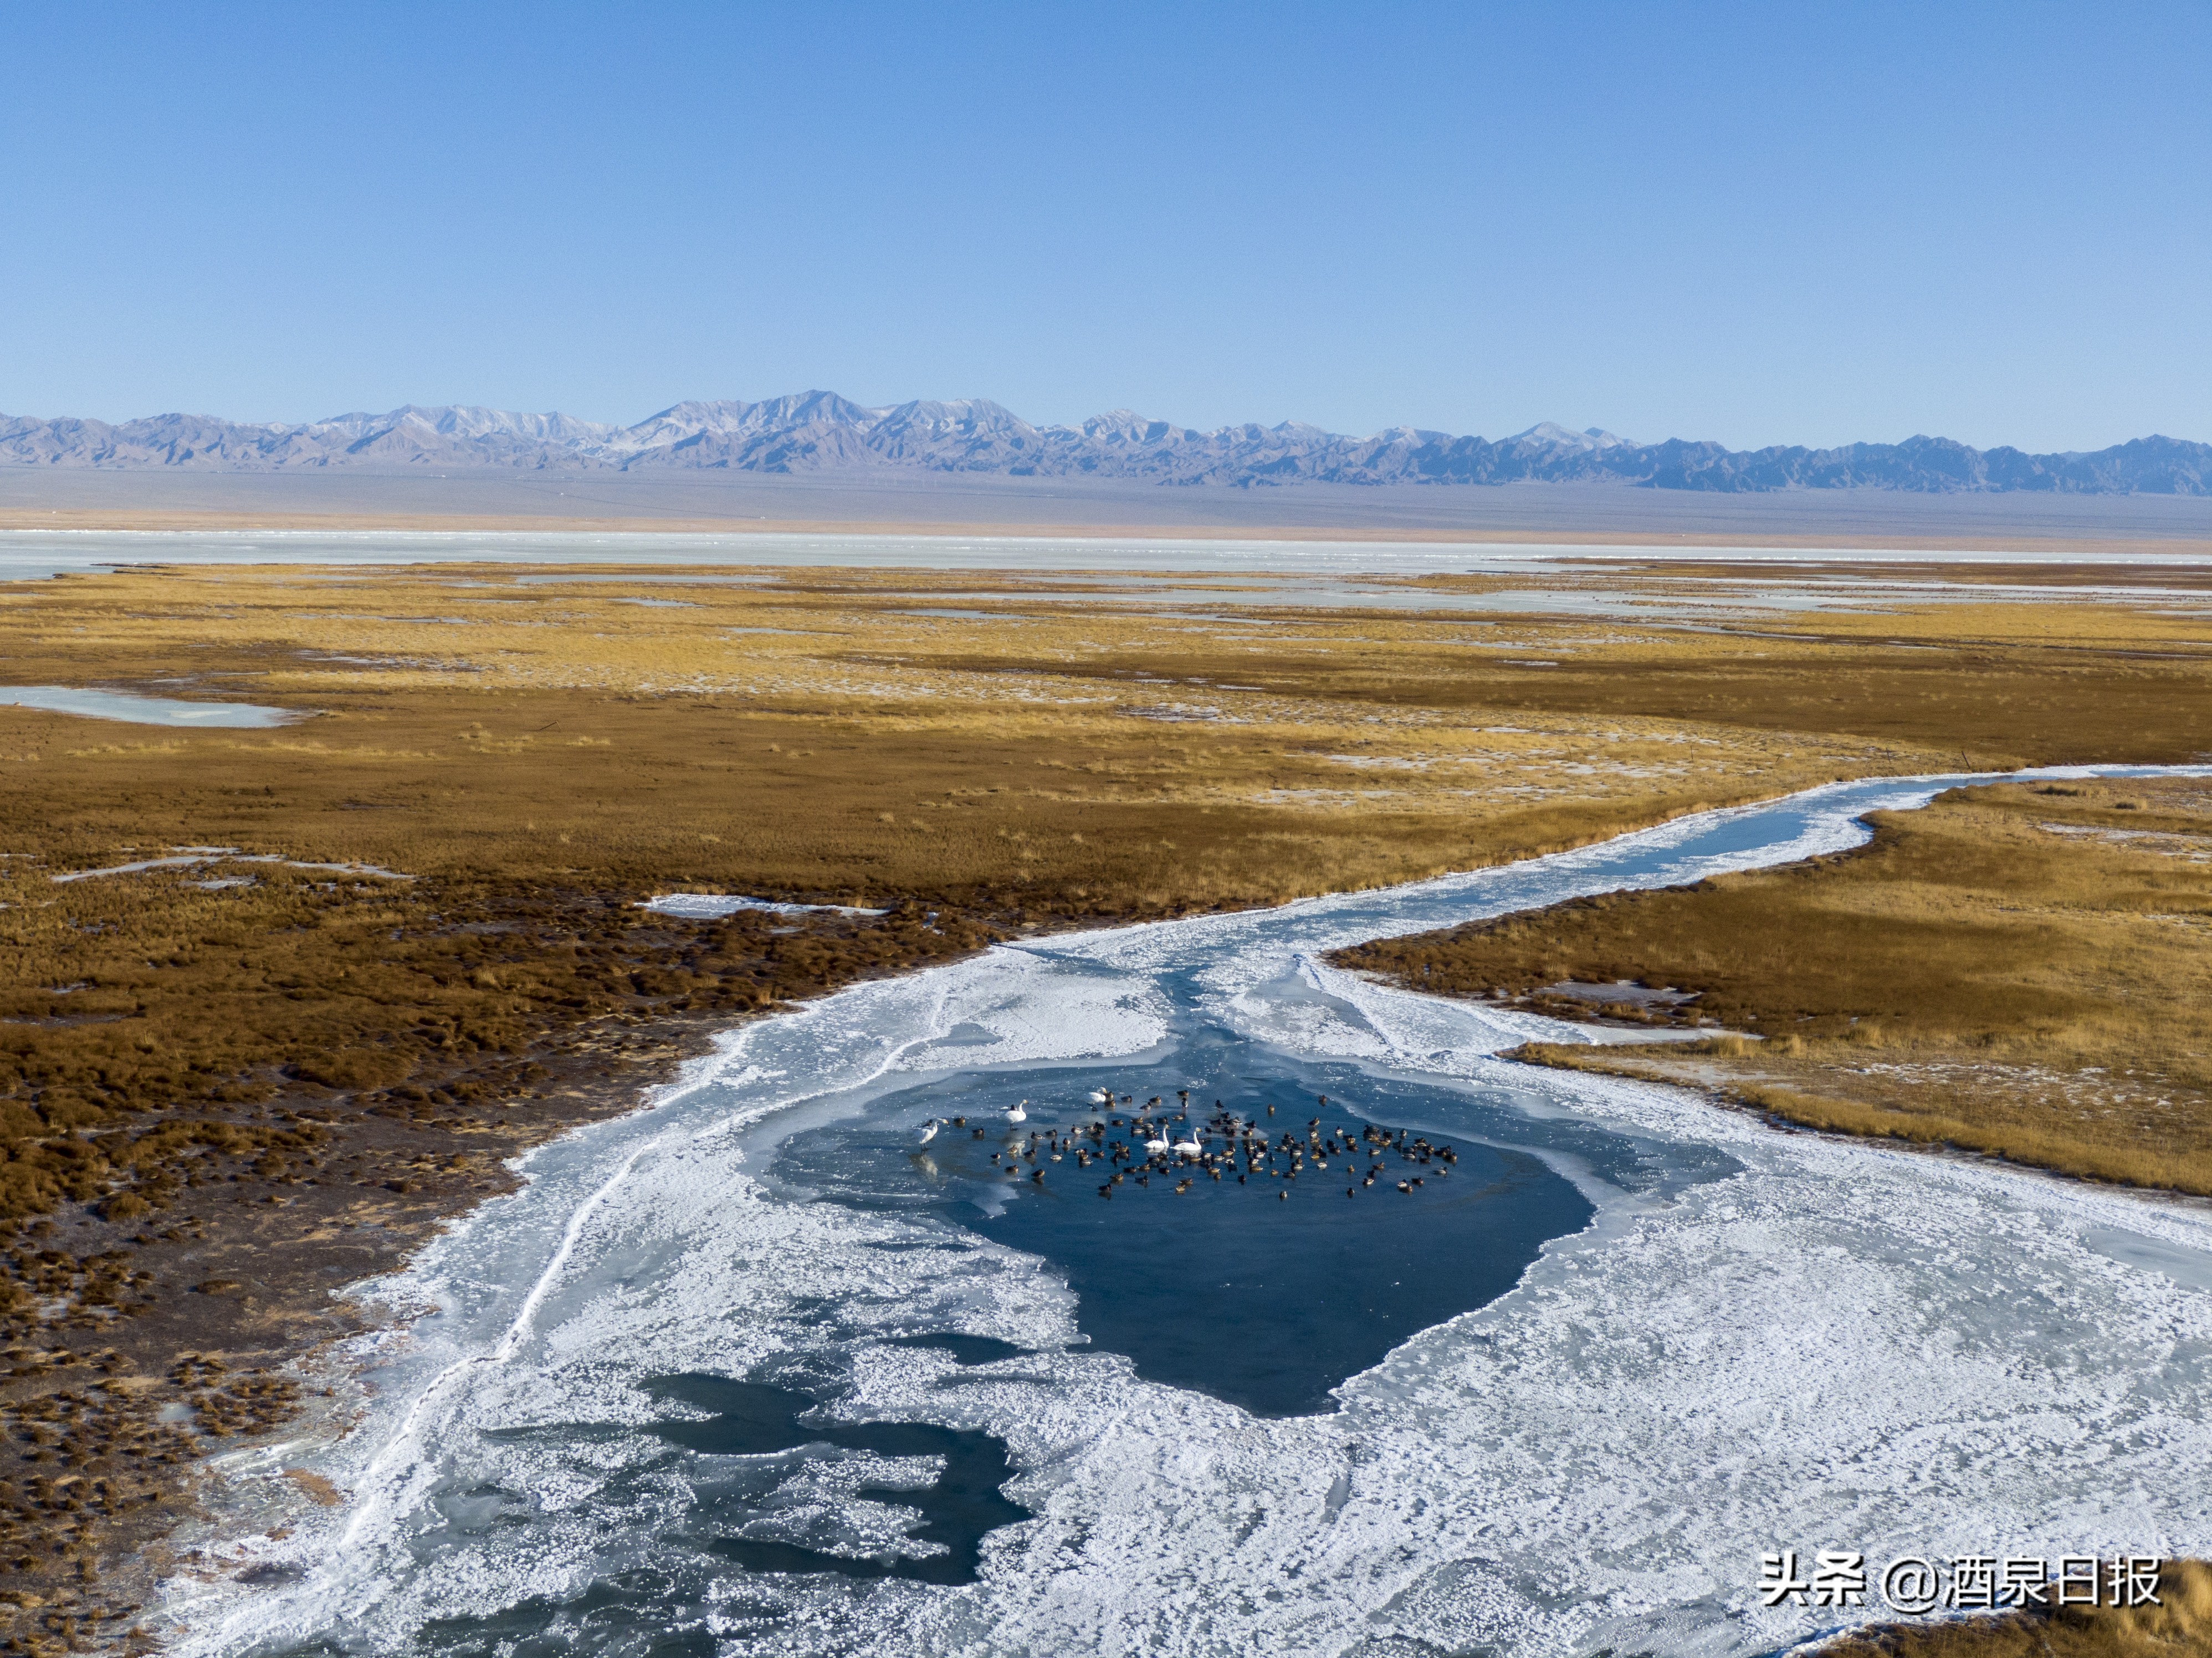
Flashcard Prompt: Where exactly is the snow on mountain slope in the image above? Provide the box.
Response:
[2,396,2205,492]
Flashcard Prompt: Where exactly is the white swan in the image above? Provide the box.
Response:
[1007,1099,1028,1124]
[1141,1125,1171,1155]
[1092,1087,1114,1105]
[918,1119,940,1145]
[1171,1128,1203,1159]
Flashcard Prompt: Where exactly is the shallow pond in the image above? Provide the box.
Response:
[0,684,304,728]
[775,1063,1609,1418]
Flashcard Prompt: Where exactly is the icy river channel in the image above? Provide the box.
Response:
[169,768,2212,1658]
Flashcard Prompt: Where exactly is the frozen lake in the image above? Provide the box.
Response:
[166,767,2212,1658]
[0,684,305,728]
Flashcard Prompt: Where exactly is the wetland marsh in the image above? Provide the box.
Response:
[156,766,2212,1658]
[1,544,2210,1653]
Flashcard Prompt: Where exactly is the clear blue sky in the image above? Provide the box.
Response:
[3,3,2206,451]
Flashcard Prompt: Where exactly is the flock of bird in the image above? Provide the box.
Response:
[916,1086,1460,1201]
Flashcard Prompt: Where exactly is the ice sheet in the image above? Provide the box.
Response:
[644,893,889,919]
[160,765,2212,1658]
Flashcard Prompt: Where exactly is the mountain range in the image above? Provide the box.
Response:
[2,393,2206,494]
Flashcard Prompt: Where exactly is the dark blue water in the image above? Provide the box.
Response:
[414,1583,725,1658]
[645,1375,1029,1585]
[440,1369,1032,1639]
[774,1052,1609,1416]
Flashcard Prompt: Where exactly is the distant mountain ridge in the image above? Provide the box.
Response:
[2,395,2206,494]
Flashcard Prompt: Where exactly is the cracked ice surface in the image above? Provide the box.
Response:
[165,767,2212,1658]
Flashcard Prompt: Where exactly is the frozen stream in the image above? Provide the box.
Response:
[170,768,2212,1658]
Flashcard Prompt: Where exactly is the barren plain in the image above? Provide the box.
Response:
[1,552,2210,1652]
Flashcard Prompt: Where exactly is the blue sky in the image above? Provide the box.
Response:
[3,3,2206,450]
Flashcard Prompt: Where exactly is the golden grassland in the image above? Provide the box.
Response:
[1199,572,2212,763]
[0,559,2209,1649]
[1336,776,2212,1194]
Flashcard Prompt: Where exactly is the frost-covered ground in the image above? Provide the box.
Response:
[162,768,2212,1658]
